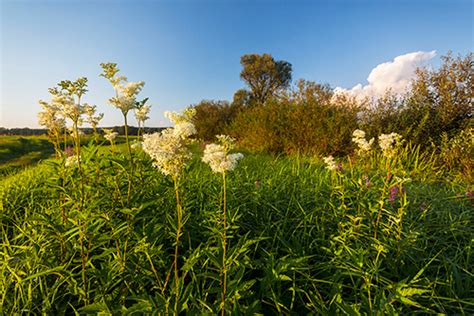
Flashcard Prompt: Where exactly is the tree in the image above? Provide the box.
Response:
[192,100,240,141]
[232,88,254,108]
[239,53,292,105]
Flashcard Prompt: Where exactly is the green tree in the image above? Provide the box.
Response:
[192,100,240,141]
[240,53,292,105]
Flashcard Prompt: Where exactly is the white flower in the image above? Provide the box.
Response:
[135,105,151,124]
[164,107,197,125]
[323,156,337,171]
[202,135,243,174]
[131,141,142,149]
[379,132,403,157]
[108,95,136,114]
[164,107,197,139]
[103,128,118,142]
[65,155,80,167]
[38,100,65,132]
[108,81,145,115]
[111,75,127,88]
[352,129,374,154]
[142,108,196,178]
[117,81,145,98]
[142,129,191,177]
[83,103,103,128]
[51,93,84,122]
[173,121,196,139]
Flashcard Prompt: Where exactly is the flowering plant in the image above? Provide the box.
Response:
[352,129,374,155]
[202,135,243,174]
[379,132,403,158]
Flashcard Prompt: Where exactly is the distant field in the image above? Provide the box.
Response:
[0,135,137,178]
[0,135,54,177]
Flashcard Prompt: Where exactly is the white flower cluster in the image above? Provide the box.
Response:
[117,81,145,98]
[51,93,84,123]
[135,105,151,125]
[108,79,145,115]
[164,108,197,139]
[323,155,337,171]
[352,129,374,154]
[379,132,403,157]
[202,135,244,174]
[142,108,196,178]
[65,155,81,168]
[108,95,137,115]
[38,100,65,132]
[83,103,103,128]
[103,128,118,142]
[131,141,142,149]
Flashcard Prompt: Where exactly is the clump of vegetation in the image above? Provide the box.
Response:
[191,52,472,160]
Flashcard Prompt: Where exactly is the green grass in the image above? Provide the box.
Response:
[1,143,472,314]
[0,135,137,178]
[0,136,55,177]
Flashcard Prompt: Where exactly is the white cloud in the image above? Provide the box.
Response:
[334,51,437,100]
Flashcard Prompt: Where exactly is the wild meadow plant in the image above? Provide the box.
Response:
[142,107,196,314]
[103,128,118,152]
[379,132,403,159]
[83,104,104,144]
[202,135,243,315]
[37,100,66,157]
[135,98,151,140]
[100,62,145,161]
[38,78,90,210]
[352,129,374,155]
[323,155,337,171]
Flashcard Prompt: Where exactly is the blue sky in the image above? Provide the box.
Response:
[1,0,472,128]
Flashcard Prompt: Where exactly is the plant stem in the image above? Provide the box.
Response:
[124,114,133,205]
[221,172,227,316]
[79,226,88,304]
[173,178,183,315]
[123,113,132,163]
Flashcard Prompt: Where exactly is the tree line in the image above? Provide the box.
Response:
[191,52,473,156]
[0,126,165,136]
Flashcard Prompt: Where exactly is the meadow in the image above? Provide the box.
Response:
[0,136,54,177]
[1,133,472,314]
[1,58,472,315]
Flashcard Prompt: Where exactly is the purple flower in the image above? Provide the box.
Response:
[255,179,261,189]
[389,186,398,203]
[64,146,74,157]
[336,162,345,173]
[466,188,473,200]
[363,175,370,188]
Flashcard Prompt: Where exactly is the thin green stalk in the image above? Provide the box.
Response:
[73,120,86,212]
[123,113,133,163]
[221,172,228,315]
[123,113,133,205]
[79,225,88,304]
[173,177,183,315]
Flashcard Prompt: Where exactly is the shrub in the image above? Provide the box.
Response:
[230,80,361,156]
[192,100,241,141]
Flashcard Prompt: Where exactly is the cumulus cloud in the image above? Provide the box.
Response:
[334,51,437,101]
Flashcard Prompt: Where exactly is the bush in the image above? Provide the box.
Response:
[191,100,241,141]
[359,53,473,147]
[230,80,361,156]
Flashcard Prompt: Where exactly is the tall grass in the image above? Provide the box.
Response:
[1,143,472,314]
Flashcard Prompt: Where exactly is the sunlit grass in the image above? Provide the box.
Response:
[1,140,472,314]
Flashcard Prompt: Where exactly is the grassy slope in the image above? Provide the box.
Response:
[0,136,54,177]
